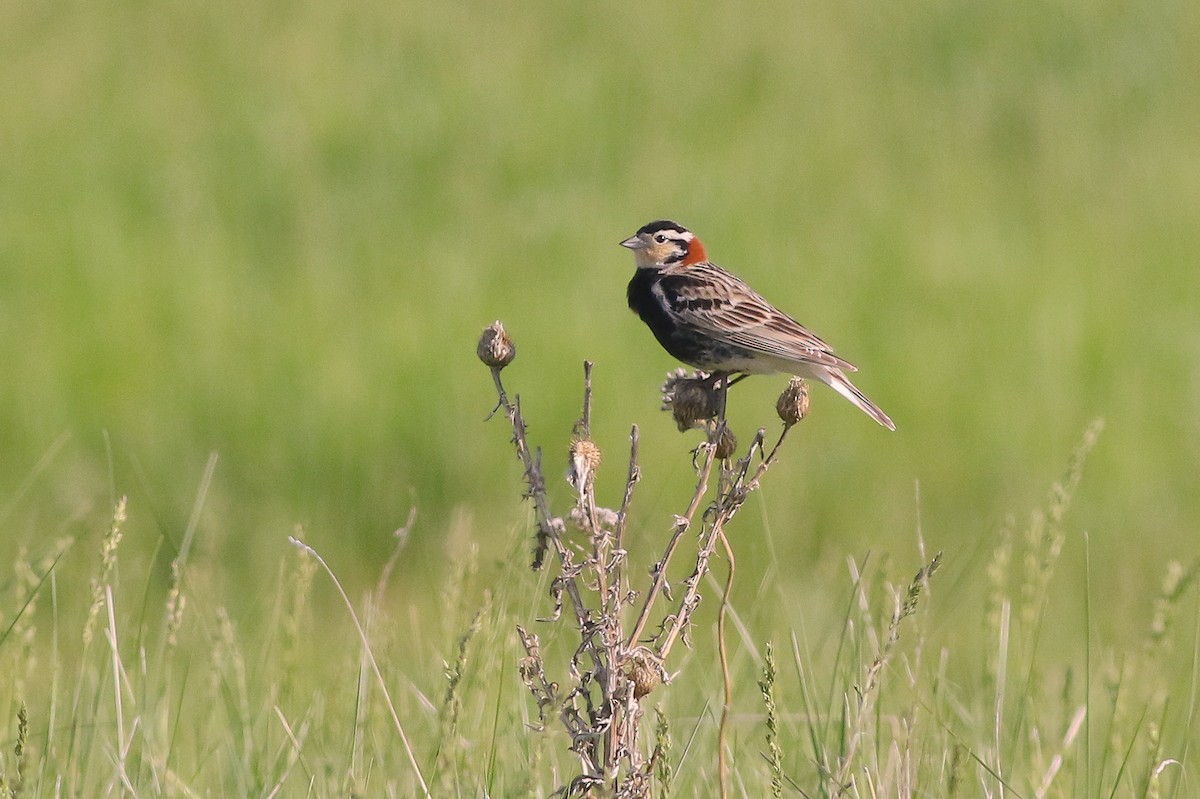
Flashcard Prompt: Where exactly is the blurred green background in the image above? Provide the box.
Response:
[2,0,1199,635]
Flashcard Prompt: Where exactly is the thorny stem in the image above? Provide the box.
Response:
[614,426,640,610]
[576,365,609,612]
[656,423,793,661]
[575,363,622,773]
[625,437,718,649]
[491,369,606,676]
[513,396,554,572]
[626,373,792,657]
[492,361,635,787]
[579,361,594,437]
[517,626,601,776]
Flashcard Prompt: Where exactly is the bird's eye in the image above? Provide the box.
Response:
[654,234,667,243]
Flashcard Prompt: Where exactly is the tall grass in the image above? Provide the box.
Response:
[1,389,1195,796]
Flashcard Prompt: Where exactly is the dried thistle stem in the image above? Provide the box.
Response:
[613,425,640,606]
[625,440,718,649]
[488,356,615,783]
[657,424,792,661]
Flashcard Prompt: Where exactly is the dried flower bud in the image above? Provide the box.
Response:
[567,437,602,491]
[713,424,738,459]
[476,320,515,369]
[776,377,810,427]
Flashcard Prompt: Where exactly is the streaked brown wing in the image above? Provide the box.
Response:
[658,262,857,371]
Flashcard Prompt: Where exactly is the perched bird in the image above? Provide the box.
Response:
[621,220,895,430]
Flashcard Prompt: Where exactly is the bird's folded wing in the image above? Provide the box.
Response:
[659,265,857,372]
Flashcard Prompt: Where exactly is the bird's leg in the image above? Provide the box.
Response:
[715,372,730,433]
[712,372,746,425]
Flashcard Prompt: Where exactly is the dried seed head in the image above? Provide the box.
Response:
[476,320,515,369]
[570,438,602,472]
[659,367,690,405]
[627,649,665,699]
[567,437,602,491]
[776,377,810,427]
[713,425,738,459]
[666,378,719,432]
[631,663,661,699]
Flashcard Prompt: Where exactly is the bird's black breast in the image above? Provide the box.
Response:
[627,269,711,366]
[627,269,673,332]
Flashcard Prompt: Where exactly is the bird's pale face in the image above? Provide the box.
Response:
[620,221,704,268]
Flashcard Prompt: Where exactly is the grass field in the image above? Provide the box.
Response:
[2,0,1199,794]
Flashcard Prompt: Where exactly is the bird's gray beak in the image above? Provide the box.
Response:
[620,235,648,250]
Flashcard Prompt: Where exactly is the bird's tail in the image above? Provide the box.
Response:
[813,366,896,431]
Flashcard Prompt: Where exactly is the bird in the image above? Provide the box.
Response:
[621,219,895,431]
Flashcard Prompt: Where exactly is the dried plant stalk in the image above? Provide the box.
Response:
[479,322,805,796]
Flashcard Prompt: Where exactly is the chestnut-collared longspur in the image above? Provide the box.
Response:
[621,220,895,431]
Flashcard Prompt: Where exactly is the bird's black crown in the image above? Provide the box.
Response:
[636,220,689,237]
